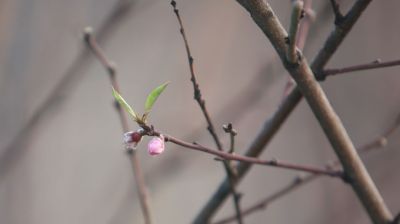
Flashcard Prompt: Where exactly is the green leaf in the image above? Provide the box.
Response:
[144,81,170,114]
[112,87,139,121]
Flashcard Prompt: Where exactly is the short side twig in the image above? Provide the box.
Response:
[84,28,153,224]
[286,0,304,64]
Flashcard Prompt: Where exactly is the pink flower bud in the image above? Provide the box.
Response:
[123,128,144,150]
[147,135,165,156]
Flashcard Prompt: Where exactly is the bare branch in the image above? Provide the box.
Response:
[236,0,392,223]
[223,123,242,224]
[170,1,246,221]
[214,112,400,223]
[169,0,223,151]
[287,0,304,63]
[193,1,394,223]
[141,127,343,177]
[84,29,153,224]
[320,59,400,79]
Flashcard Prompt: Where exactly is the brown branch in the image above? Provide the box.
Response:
[142,127,343,177]
[84,28,153,224]
[170,0,223,151]
[232,1,393,223]
[214,112,400,223]
[193,1,390,223]
[170,1,247,222]
[319,59,400,79]
[286,0,304,63]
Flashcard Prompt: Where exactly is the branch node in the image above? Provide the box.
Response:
[330,0,345,25]
[170,0,176,8]
[83,26,94,43]
[341,172,352,184]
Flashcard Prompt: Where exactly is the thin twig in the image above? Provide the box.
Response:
[170,1,245,222]
[235,0,392,223]
[296,0,315,50]
[214,112,400,223]
[170,0,223,151]
[282,0,313,100]
[142,127,343,177]
[287,0,304,63]
[84,28,153,224]
[319,59,400,79]
[193,1,385,223]
[223,123,242,224]
[223,123,238,155]
[213,175,314,224]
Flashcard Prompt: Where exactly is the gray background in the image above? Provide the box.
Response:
[0,0,399,223]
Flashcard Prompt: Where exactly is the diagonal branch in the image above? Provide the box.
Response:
[170,0,223,151]
[169,1,245,222]
[233,0,392,224]
[84,28,153,224]
[214,112,400,223]
[193,1,391,223]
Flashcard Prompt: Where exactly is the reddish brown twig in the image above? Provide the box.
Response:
[170,1,244,223]
[141,126,343,177]
[214,112,400,223]
[84,28,153,224]
[170,1,223,151]
[318,59,400,80]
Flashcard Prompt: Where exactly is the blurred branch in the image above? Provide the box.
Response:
[84,28,152,224]
[214,112,400,223]
[193,1,391,223]
[0,0,135,178]
[319,59,400,79]
[329,0,345,25]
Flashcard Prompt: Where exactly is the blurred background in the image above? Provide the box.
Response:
[1,0,399,223]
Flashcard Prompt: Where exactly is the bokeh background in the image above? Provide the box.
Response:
[1,0,399,223]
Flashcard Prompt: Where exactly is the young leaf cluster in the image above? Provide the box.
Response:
[112,82,170,125]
